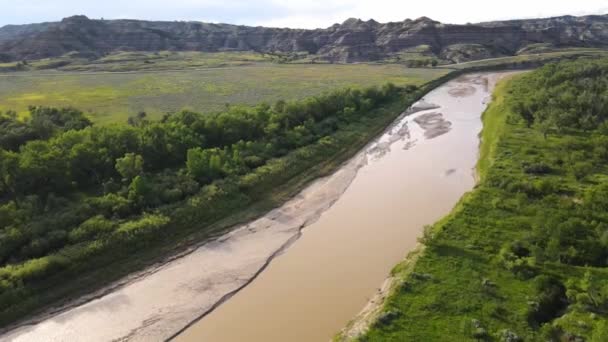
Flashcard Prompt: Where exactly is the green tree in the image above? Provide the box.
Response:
[127,111,148,127]
[0,149,19,198]
[115,153,144,181]
[186,147,224,183]
[128,175,154,206]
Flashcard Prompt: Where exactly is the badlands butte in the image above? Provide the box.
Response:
[0,14,608,63]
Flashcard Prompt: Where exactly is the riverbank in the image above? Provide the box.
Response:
[1,81,429,340]
[2,56,598,341]
[174,73,507,342]
[357,60,608,341]
[336,72,518,341]
[2,71,496,341]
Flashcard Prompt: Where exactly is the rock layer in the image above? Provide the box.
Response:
[0,14,607,62]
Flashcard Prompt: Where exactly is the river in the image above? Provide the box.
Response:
[2,72,512,342]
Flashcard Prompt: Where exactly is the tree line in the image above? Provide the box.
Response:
[508,59,608,133]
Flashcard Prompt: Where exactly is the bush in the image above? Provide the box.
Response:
[523,162,552,175]
[585,182,608,212]
[68,215,116,243]
[5,253,70,283]
[527,275,568,327]
[499,329,522,342]
[374,309,400,327]
[114,213,170,240]
[498,243,537,279]
[572,161,593,180]
[161,188,183,203]
[87,193,133,218]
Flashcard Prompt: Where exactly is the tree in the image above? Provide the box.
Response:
[0,149,19,198]
[115,153,144,181]
[128,175,154,206]
[186,147,224,183]
[29,106,92,137]
[533,117,553,140]
[127,111,148,127]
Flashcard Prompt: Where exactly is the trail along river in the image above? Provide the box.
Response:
[2,72,513,342]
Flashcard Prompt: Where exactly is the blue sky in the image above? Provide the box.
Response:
[2,0,607,28]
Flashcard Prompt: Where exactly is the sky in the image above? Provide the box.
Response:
[1,0,607,28]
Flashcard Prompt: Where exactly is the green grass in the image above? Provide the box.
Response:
[3,49,603,126]
[0,64,448,125]
[60,51,272,72]
[361,75,608,341]
[477,75,517,179]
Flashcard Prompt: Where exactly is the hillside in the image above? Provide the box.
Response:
[0,14,607,63]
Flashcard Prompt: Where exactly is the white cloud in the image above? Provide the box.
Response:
[1,0,607,28]
[257,0,608,28]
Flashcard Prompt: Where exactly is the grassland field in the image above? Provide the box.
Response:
[0,64,448,125]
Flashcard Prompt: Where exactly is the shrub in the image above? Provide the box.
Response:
[499,329,522,342]
[527,275,568,327]
[87,193,133,218]
[374,309,400,327]
[572,161,593,180]
[114,213,170,240]
[68,215,116,243]
[161,188,183,203]
[498,243,537,279]
[523,162,552,175]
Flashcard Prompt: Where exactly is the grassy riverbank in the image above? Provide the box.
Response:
[360,61,608,341]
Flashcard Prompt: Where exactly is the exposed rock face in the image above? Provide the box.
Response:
[0,14,607,63]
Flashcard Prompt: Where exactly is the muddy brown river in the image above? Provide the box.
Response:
[1,72,512,342]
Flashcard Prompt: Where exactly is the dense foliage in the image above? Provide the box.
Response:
[362,60,608,341]
[509,59,608,132]
[0,82,418,325]
[0,107,92,151]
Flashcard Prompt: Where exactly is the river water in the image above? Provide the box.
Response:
[1,72,511,342]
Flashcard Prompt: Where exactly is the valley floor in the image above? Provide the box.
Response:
[0,64,447,125]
